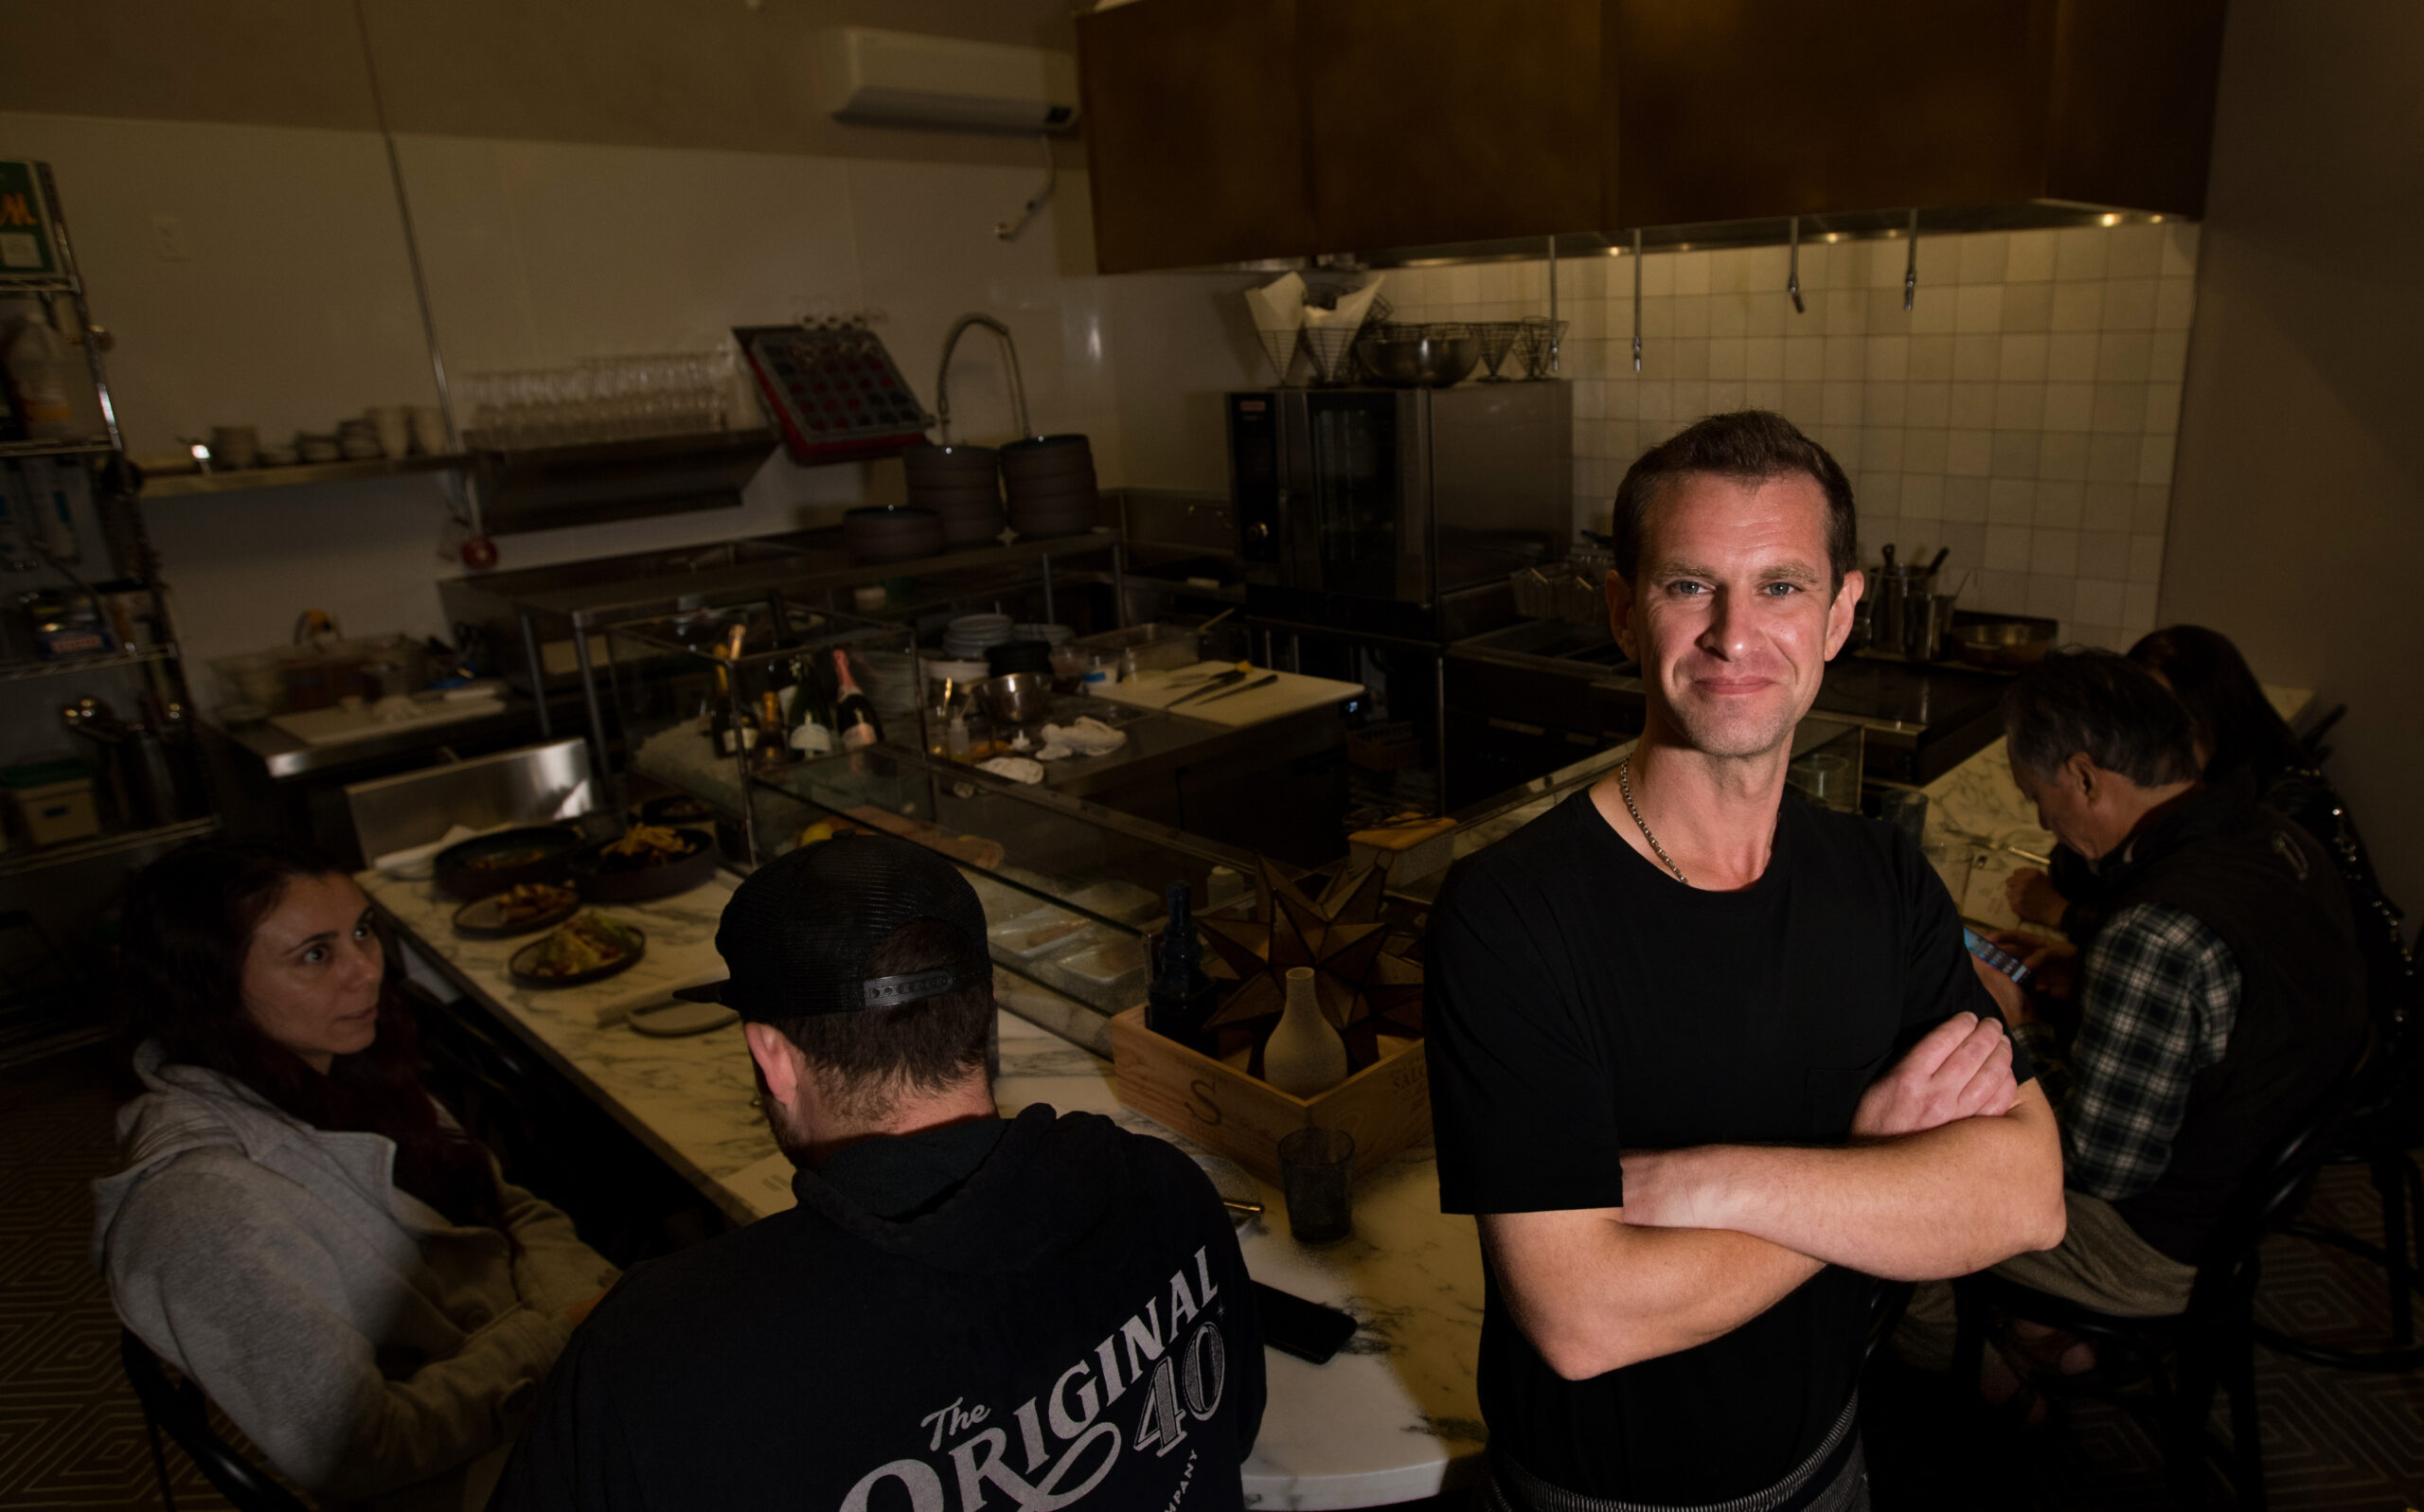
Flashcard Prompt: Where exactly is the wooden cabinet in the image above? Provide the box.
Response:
[1607,0,2225,227]
[1299,0,1601,252]
[1076,0,2225,274]
[1076,0,1316,274]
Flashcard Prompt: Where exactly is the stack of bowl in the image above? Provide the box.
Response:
[1001,435,1098,539]
[943,613,1013,663]
[843,505,944,563]
[900,445,1005,549]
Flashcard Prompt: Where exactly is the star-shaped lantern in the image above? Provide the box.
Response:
[1196,858,1425,1076]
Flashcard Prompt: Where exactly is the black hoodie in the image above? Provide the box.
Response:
[494,1104,1264,1511]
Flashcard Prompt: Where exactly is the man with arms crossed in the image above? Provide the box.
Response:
[1428,411,2067,1511]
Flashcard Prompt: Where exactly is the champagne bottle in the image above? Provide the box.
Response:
[831,649,882,751]
[1147,881,1220,1054]
[754,690,793,770]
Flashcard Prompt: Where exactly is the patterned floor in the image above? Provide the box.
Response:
[5,1042,2418,1511]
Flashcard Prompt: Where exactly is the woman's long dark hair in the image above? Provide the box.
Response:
[2127,625,2308,785]
[117,837,508,1234]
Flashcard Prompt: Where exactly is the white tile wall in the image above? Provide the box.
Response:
[1382,222,2200,648]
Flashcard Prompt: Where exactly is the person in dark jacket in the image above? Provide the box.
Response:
[2006,625,2410,1021]
[1901,649,2369,1405]
[493,834,1264,1512]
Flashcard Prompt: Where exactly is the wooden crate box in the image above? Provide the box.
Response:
[1108,1005,1430,1184]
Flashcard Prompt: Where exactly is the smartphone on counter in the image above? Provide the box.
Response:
[1963,926,2034,985]
[1252,1281,1358,1364]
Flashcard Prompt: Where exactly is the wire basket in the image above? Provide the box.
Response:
[1509,557,1612,624]
[1516,317,1570,381]
[1472,320,1524,381]
[1301,326,1363,385]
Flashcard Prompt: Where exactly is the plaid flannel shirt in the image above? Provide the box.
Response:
[2012,901,2241,1202]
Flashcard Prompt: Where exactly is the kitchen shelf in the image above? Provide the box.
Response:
[0,816,220,880]
[140,452,470,498]
[0,436,115,460]
[0,646,176,684]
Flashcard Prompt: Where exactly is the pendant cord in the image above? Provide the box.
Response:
[1617,756,1687,884]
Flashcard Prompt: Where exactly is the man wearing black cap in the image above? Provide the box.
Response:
[493,835,1265,1511]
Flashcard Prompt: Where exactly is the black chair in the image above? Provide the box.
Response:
[119,1328,311,1512]
[2255,972,2424,1371]
[1951,1042,2369,1511]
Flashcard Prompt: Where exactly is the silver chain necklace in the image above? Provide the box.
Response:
[1616,756,1688,883]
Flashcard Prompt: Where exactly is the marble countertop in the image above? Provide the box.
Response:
[363,869,1483,1509]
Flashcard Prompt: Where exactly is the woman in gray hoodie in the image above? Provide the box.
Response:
[92,838,616,1511]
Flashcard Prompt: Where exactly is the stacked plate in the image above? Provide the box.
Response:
[844,505,943,563]
[901,444,1005,548]
[943,613,1014,662]
[1001,435,1098,539]
[856,648,925,717]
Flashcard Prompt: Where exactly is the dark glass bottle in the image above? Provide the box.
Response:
[1147,881,1220,1054]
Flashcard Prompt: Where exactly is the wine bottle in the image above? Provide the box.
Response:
[1147,881,1220,1054]
[831,649,882,751]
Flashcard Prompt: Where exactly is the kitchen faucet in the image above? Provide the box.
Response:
[935,312,1033,446]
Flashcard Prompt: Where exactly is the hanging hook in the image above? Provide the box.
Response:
[995,135,1058,241]
[1903,208,1919,312]
[1788,216,1806,314]
[1631,228,1644,373]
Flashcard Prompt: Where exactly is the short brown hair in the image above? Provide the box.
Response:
[1611,411,1858,589]
[767,918,994,1120]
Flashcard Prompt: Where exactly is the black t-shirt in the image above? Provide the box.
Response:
[1428,791,2027,1503]
[493,1104,1265,1511]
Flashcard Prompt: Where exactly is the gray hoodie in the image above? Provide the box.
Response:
[92,1041,617,1510]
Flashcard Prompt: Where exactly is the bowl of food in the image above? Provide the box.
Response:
[509,912,646,988]
[433,825,585,900]
[570,824,721,901]
[452,881,579,938]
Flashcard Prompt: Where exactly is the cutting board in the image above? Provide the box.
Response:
[1090,662,1362,728]
[271,697,507,747]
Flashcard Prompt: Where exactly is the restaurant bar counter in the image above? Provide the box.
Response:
[360,803,1487,1507]
[360,684,2308,1506]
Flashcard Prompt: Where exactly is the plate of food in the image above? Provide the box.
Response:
[452,881,579,938]
[571,825,721,901]
[508,912,647,988]
[433,825,585,900]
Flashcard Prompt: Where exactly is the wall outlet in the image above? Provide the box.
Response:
[151,215,190,261]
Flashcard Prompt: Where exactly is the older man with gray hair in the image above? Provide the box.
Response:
[1898,647,2368,1405]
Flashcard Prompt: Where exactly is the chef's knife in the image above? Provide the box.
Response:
[1197,672,1279,704]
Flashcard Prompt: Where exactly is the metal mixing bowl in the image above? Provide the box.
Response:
[1354,332,1481,387]
[979,670,1055,725]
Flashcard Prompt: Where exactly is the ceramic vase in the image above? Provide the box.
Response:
[1261,966,1349,1097]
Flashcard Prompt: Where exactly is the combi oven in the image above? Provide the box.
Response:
[1225,382,1571,616]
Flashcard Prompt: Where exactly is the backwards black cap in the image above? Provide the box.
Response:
[710,833,989,1021]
